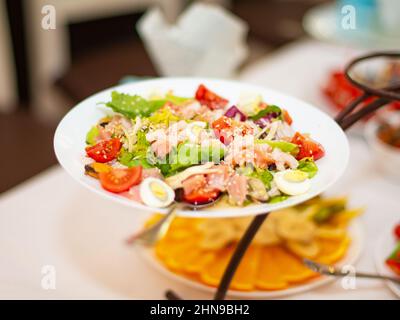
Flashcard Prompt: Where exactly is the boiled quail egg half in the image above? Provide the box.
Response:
[274,169,311,196]
[139,178,175,208]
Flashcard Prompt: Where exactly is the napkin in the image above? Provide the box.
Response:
[137,3,249,78]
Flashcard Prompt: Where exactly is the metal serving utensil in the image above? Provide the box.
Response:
[303,259,400,284]
[126,191,221,246]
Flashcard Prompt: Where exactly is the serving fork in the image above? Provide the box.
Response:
[126,193,221,246]
[303,259,400,284]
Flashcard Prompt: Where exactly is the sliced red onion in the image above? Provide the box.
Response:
[254,112,280,128]
[254,118,271,128]
[224,105,247,121]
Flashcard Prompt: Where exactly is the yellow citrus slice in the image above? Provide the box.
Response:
[230,246,262,291]
[155,237,199,271]
[200,245,235,287]
[255,246,289,290]
[315,236,350,264]
[184,251,216,274]
[268,246,317,283]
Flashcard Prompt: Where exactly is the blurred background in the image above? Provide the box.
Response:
[0,0,399,193]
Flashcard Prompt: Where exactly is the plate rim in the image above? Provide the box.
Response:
[54,77,349,218]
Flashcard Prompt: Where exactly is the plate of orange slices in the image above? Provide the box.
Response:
[139,196,364,298]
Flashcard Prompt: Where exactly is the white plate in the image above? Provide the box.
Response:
[138,220,363,299]
[374,224,400,298]
[54,77,349,218]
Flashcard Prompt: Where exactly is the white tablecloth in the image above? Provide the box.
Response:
[1,40,398,299]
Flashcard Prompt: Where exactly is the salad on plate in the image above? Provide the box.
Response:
[83,84,325,209]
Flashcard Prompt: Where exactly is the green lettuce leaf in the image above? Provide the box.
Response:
[268,195,288,204]
[118,131,154,168]
[256,169,273,188]
[241,166,273,189]
[168,141,225,174]
[169,143,200,173]
[85,126,99,145]
[249,105,282,121]
[105,91,166,118]
[147,107,180,126]
[297,157,318,178]
[118,148,154,169]
[165,94,191,105]
[257,140,299,156]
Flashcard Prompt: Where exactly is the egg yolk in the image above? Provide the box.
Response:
[150,182,168,201]
[284,170,308,182]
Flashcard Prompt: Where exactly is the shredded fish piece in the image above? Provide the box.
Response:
[165,163,220,189]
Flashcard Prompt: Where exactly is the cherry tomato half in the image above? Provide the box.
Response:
[212,116,234,144]
[85,138,121,163]
[99,166,142,193]
[195,84,228,110]
[291,132,325,161]
[282,109,293,125]
[212,116,252,145]
[184,188,220,205]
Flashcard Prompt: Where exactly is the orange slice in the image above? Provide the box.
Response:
[315,236,350,264]
[230,246,262,291]
[255,246,289,290]
[200,245,235,287]
[268,246,317,283]
[184,251,216,274]
[156,237,200,271]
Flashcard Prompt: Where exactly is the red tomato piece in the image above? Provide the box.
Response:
[212,116,252,145]
[99,166,142,193]
[195,84,228,110]
[282,109,293,125]
[86,138,121,163]
[291,132,325,161]
[212,116,234,144]
[212,116,232,131]
[184,188,220,205]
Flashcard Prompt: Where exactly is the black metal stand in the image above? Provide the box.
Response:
[164,51,400,300]
[213,213,270,300]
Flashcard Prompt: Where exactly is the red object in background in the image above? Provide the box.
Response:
[394,224,400,240]
[85,138,121,163]
[386,259,400,276]
[385,224,400,277]
[323,70,400,113]
[195,84,228,110]
[291,132,325,161]
[386,244,400,276]
[323,71,363,110]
